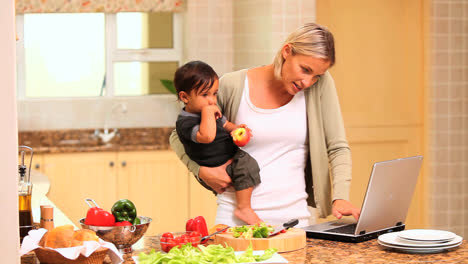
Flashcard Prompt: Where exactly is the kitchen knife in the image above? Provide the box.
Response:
[269,218,299,236]
[200,226,230,243]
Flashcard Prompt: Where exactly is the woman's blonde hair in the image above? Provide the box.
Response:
[273,23,335,80]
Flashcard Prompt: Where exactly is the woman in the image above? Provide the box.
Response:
[170,23,360,227]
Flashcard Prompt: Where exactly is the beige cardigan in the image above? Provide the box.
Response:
[169,69,352,218]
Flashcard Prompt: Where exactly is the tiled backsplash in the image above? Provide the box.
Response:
[184,0,234,76]
[185,0,316,73]
[429,0,468,237]
[233,0,316,70]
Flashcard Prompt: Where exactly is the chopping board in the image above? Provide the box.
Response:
[213,228,306,253]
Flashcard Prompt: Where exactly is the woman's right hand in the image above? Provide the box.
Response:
[198,159,233,194]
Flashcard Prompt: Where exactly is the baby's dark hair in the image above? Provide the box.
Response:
[174,61,218,100]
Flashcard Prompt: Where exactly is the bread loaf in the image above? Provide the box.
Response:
[73,229,99,243]
[39,225,99,248]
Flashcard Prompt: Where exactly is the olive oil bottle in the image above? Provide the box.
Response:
[18,146,34,243]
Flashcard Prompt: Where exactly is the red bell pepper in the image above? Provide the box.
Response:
[186,216,209,241]
[84,206,115,226]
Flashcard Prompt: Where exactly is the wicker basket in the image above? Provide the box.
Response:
[34,247,109,264]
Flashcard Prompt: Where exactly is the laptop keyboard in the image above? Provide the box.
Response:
[324,223,357,234]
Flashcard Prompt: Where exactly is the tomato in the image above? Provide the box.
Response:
[159,237,168,252]
[165,237,176,252]
[190,236,200,247]
[162,232,174,239]
[174,236,184,248]
[189,231,201,237]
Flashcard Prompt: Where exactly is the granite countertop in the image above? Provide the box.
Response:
[21,236,468,264]
[18,128,174,153]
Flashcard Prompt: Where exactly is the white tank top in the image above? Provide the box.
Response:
[215,77,311,227]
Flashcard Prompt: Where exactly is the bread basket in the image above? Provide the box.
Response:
[34,247,108,264]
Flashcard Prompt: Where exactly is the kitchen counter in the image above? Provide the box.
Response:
[18,128,174,153]
[21,236,468,263]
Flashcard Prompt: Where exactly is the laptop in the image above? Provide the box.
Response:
[302,155,423,243]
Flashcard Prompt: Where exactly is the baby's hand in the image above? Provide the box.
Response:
[203,105,222,119]
[214,110,222,119]
[238,124,253,137]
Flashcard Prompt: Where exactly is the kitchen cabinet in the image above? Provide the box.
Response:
[188,172,217,228]
[116,151,190,235]
[42,152,118,228]
[41,150,217,236]
[317,0,427,229]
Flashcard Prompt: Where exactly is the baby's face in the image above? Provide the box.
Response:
[184,79,219,114]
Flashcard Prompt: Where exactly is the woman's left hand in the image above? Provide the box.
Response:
[332,199,361,220]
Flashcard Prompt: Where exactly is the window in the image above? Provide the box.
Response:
[16,12,182,99]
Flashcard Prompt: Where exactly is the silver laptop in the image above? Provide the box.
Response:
[302,155,423,243]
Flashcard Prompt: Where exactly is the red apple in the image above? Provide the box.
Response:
[232,127,251,147]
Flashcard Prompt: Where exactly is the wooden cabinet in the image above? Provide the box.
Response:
[317,0,427,228]
[41,150,215,236]
[188,173,217,229]
[42,152,118,228]
[116,151,190,235]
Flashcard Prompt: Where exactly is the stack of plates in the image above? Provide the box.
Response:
[378,229,462,254]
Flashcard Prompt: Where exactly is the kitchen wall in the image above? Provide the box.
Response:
[183,0,233,76]
[184,0,316,74]
[1,1,21,263]
[429,0,468,237]
[233,0,316,70]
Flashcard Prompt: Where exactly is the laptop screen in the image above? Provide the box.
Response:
[354,155,423,235]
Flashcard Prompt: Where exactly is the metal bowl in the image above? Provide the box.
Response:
[79,216,151,253]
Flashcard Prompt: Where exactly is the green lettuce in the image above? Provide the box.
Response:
[138,243,277,264]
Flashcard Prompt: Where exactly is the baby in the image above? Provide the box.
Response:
[174,60,261,225]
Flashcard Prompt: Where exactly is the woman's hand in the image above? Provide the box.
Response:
[332,199,361,220]
[198,159,233,194]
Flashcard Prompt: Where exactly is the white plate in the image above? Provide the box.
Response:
[132,250,288,263]
[378,239,462,254]
[397,229,457,242]
[378,232,462,248]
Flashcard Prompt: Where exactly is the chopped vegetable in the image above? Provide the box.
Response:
[138,243,277,264]
[230,222,275,239]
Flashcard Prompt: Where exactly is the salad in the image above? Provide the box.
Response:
[138,243,277,264]
[229,223,277,239]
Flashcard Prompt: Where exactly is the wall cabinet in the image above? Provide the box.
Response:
[41,150,217,236]
[317,0,427,228]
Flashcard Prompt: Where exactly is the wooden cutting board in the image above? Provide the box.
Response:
[213,228,306,253]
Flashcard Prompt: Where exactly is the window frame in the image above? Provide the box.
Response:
[15,12,183,100]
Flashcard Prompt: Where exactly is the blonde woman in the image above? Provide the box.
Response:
[170,23,360,227]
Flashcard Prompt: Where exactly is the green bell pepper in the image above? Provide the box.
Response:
[111,199,138,224]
